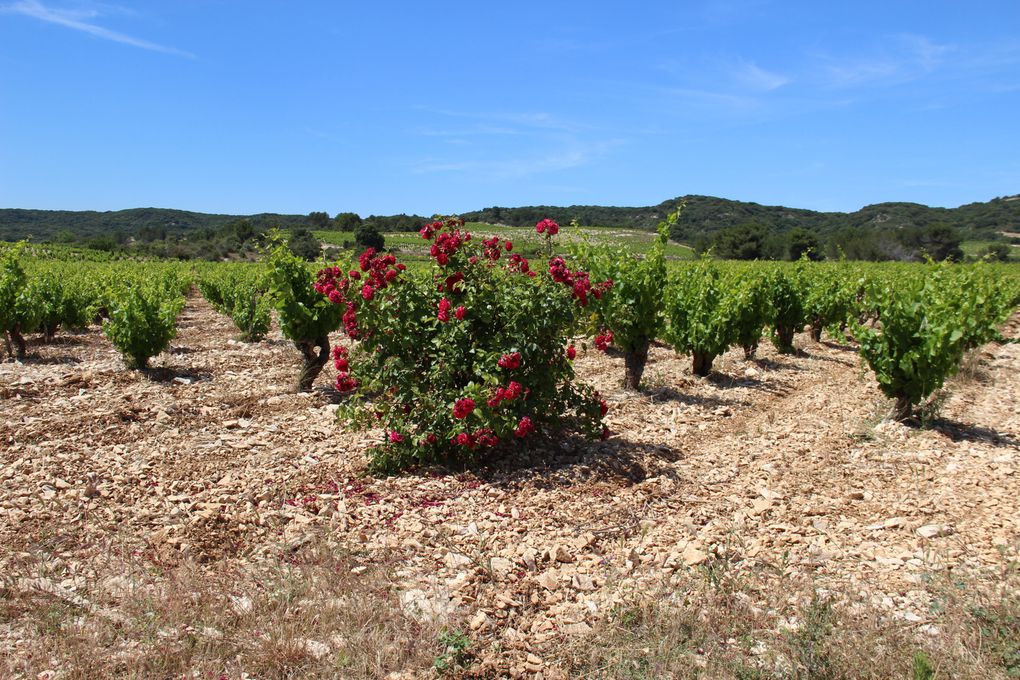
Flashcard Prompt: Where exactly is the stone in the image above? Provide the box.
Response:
[399,589,454,622]
[551,545,574,563]
[490,557,513,576]
[682,544,708,566]
[536,570,560,591]
[469,610,489,630]
[521,547,538,571]
[916,524,952,539]
[444,552,472,569]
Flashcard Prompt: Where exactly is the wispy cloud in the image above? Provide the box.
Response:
[411,143,614,179]
[413,108,594,135]
[732,60,791,91]
[413,124,525,138]
[648,55,791,114]
[656,85,760,109]
[407,109,619,179]
[0,0,194,58]
[819,34,952,88]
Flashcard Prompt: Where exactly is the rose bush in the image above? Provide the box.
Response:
[315,216,610,472]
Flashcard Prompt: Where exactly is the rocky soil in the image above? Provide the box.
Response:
[2,297,1019,676]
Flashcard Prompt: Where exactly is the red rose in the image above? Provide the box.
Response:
[453,397,475,419]
[498,352,521,370]
[437,297,452,323]
[514,416,535,438]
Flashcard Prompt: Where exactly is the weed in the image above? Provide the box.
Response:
[912,651,935,680]
[433,627,473,673]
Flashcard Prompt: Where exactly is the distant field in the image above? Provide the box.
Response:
[312,223,696,261]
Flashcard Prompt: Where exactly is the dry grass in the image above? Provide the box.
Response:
[548,555,1020,679]
[1,536,447,679]
[3,539,1018,678]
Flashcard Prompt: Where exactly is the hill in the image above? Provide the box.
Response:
[462,194,1020,242]
[2,195,1018,252]
[0,207,310,242]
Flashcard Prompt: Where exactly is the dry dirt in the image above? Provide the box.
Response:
[2,296,1019,676]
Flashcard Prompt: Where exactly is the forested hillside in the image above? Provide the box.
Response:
[2,195,1018,262]
[464,194,1020,240]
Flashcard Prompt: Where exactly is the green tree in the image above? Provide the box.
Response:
[307,211,331,229]
[355,223,386,252]
[788,228,823,261]
[899,223,963,262]
[222,218,255,243]
[710,223,781,260]
[52,229,75,244]
[725,268,771,359]
[334,212,363,231]
[978,242,1011,262]
[288,228,322,261]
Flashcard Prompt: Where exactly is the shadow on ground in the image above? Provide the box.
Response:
[430,434,686,493]
[924,417,1020,448]
[142,366,214,383]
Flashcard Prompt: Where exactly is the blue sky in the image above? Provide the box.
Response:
[1,1,1018,217]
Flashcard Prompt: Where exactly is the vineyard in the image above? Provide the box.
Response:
[3,221,1020,678]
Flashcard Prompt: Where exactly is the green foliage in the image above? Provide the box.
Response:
[0,242,43,356]
[767,268,804,354]
[361,213,429,233]
[197,265,273,342]
[288,227,322,262]
[978,242,1012,262]
[574,210,677,387]
[354,223,386,252]
[900,223,963,262]
[35,272,71,339]
[0,242,29,333]
[433,628,472,673]
[854,263,1013,420]
[787,227,823,261]
[664,256,735,376]
[912,651,935,680]
[266,239,343,391]
[725,267,771,358]
[266,241,342,343]
[797,261,860,341]
[307,211,331,229]
[102,284,184,368]
[701,223,783,260]
[0,206,311,243]
[29,268,101,340]
[333,212,362,231]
